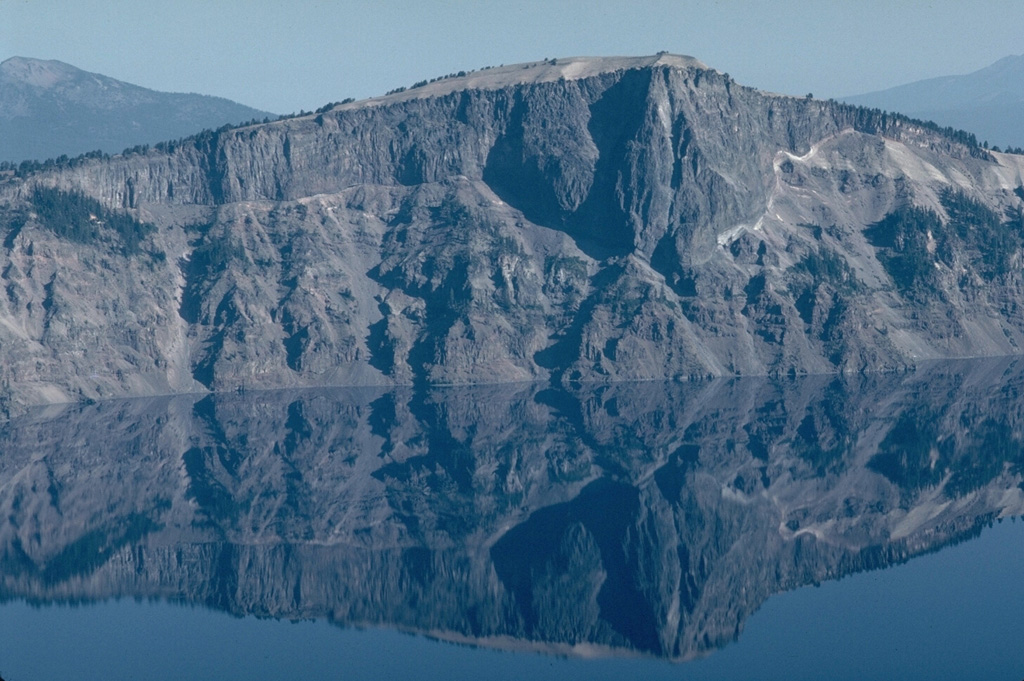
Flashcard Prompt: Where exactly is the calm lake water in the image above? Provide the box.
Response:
[2,359,1023,679]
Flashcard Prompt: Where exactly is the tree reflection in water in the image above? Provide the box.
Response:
[1,359,1023,660]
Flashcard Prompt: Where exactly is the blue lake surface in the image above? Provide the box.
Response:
[2,360,1024,679]
[2,520,1022,680]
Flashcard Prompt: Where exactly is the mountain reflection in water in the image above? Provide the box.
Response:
[1,360,1023,661]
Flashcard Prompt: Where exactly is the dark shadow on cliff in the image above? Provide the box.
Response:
[482,70,655,259]
[533,265,626,381]
[491,477,660,654]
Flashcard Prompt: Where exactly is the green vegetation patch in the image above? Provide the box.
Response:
[867,408,952,493]
[939,188,1021,279]
[788,244,861,342]
[864,192,1023,298]
[869,409,1024,499]
[863,205,943,296]
[791,247,860,292]
[792,408,851,476]
[29,186,156,255]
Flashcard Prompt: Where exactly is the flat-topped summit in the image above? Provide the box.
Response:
[349,53,710,107]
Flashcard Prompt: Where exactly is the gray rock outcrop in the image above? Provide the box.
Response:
[3,54,1024,408]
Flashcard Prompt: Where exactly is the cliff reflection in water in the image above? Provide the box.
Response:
[2,360,1024,660]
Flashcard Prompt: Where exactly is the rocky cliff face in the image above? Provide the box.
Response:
[3,54,1024,407]
[1,360,1022,659]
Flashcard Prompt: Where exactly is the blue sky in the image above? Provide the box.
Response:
[2,0,1022,114]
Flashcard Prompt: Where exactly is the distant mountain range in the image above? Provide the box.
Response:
[0,56,275,163]
[845,54,1024,150]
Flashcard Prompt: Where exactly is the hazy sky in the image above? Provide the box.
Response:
[2,0,1022,114]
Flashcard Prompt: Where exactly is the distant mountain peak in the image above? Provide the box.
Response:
[843,54,1024,148]
[0,57,274,163]
[980,53,1024,74]
[988,53,1024,64]
[0,56,86,89]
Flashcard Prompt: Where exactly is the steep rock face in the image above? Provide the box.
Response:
[3,54,1024,406]
[1,361,1023,659]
